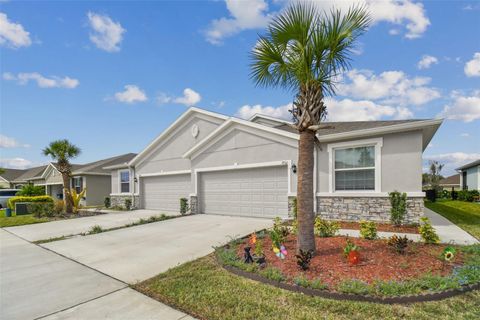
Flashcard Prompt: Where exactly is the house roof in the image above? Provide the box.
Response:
[457,159,480,171]
[439,174,460,186]
[12,165,48,182]
[73,153,137,175]
[0,168,27,182]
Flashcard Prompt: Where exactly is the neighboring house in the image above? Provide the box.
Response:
[9,153,136,206]
[457,160,480,191]
[438,174,461,191]
[0,169,27,189]
[107,107,442,223]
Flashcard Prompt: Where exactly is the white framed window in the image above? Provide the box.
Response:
[72,177,83,193]
[119,170,130,193]
[328,138,382,193]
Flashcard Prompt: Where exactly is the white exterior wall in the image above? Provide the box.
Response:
[464,166,480,190]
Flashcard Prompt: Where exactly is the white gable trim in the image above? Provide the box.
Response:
[129,107,228,167]
[248,113,293,125]
[183,118,299,159]
[41,163,60,179]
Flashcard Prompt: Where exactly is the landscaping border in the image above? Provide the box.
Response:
[220,259,480,304]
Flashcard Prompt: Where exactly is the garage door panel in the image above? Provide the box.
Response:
[141,174,190,213]
[199,166,288,218]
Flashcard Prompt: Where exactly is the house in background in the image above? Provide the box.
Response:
[6,153,136,206]
[0,169,27,189]
[457,160,480,191]
[107,107,442,223]
[438,174,461,191]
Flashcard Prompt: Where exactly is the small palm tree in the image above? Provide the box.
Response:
[251,3,370,253]
[43,139,81,213]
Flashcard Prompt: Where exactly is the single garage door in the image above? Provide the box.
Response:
[199,166,288,218]
[141,174,190,213]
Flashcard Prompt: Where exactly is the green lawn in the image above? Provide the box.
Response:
[135,255,480,320]
[426,200,480,239]
[0,209,49,228]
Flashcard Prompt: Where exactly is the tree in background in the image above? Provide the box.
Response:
[43,139,81,213]
[428,160,444,193]
[250,3,370,253]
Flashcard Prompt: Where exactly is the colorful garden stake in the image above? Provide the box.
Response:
[244,246,254,264]
[443,246,456,262]
[348,250,360,265]
[249,233,257,246]
[273,244,287,259]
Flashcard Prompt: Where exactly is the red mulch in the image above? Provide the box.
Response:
[338,221,420,234]
[238,234,460,287]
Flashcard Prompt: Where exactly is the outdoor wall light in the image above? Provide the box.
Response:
[134,177,138,183]
[291,164,297,174]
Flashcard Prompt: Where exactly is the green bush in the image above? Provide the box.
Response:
[418,217,440,244]
[180,198,189,215]
[458,190,480,202]
[88,225,103,234]
[124,198,132,210]
[53,200,64,214]
[104,197,111,208]
[259,267,285,282]
[7,195,54,209]
[389,191,407,226]
[294,276,328,290]
[359,221,378,240]
[314,217,340,237]
[27,202,55,218]
[15,184,46,196]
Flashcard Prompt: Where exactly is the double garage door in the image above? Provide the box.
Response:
[199,166,288,218]
[141,166,288,218]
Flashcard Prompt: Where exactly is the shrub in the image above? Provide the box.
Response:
[53,200,64,214]
[7,195,54,209]
[359,221,377,240]
[418,217,440,244]
[88,225,103,234]
[295,249,313,271]
[343,238,358,257]
[15,184,46,196]
[254,238,264,257]
[28,202,55,218]
[389,191,407,226]
[259,267,285,282]
[387,235,411,254]
[270,217,289,246]
[180,198,189,215]
[291,197,297,219]
[458,190,479,202]
[294,276,328,290]
[314,217,340,237]
[124,199,132,210]
[104,197,111,208]
[337,279,372,295]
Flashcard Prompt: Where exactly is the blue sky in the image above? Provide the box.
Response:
[0,0,479,175]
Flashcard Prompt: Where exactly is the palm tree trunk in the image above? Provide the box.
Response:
[296,129,316,253]
[62,173,73,213]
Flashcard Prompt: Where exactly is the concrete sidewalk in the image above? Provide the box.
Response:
[338,208,479,245]
[4,209,178,242]
[0,229,191,320]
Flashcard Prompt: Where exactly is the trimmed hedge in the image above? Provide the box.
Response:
[7,195,54,209]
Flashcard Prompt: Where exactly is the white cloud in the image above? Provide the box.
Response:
[235,103,293,120]
[2,72,79,89]
[324,97,413,121]
[336,69,440,106]
[424,152,480,175]
[157,88,202,107]
[0,134,30,148]
[460,133,470,137]
[464,52,480,77]
[438,94,480,123]
[114,85,147,104]
[0,12,31,48]
[417,55,438,69]
[0,157,33,169]
[87,12,125,52]
[205,0,271,45]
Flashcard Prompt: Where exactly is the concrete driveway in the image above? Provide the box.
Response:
[42,214,272,283]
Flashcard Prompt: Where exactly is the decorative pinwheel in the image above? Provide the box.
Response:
[273,244,288,259]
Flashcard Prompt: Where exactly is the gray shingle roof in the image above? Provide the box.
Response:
[0,169,27,182]
[274,119,426,135]
[72,153,137,175]
[457,159,480,171]
[13,165,48,182]
[439,174,460,186]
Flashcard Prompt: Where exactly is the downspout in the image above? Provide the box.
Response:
[129,165,135,208]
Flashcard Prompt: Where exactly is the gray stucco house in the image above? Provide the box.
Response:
[107,107,442,223]
[457,160,480,191]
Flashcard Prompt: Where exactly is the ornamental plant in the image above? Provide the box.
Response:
[71,188,86,213]
[124,198,132,211]
[418,217,440,244]
[104,197,111,208]
[443,246,456,262]
[180,198,189,214]
[295,249,313,271]
[314,216,340,237]
[343,238,358,257]
[389,191,407,226]
[387,235,412,254]
[359,221,377,240]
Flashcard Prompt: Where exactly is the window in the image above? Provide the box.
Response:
[120,170,130,193]
[72,177,83,193]
[331,141,380,191]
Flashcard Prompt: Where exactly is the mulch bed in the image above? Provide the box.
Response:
[338,221,420,234]
[48,209,106,220]
[238,234,460,287]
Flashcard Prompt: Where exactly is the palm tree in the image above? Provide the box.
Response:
[251,3,370,253]
[43,139,81,213]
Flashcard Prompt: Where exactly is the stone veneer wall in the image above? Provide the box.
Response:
[110,195,140,209]
[317,196,424,223]
[189,195,198,214]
